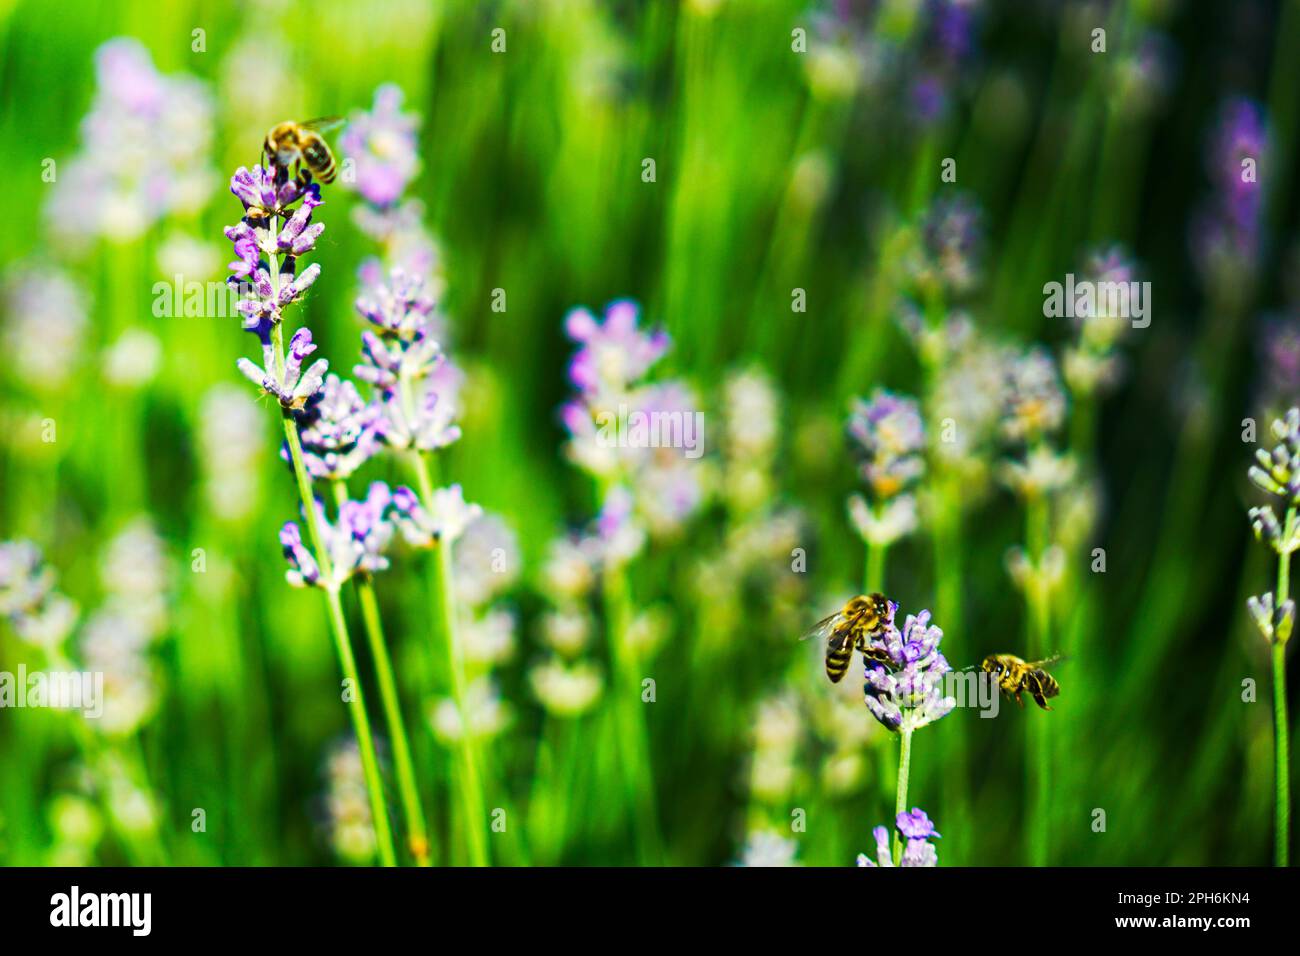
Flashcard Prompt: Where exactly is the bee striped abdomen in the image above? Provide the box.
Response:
[825,633,853,683]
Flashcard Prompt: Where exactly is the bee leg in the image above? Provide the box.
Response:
[1031,691,1052,711]
[1015,691,1024,708]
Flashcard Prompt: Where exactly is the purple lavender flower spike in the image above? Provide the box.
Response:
[847,389,925,500]
[857,808,942,867]
[280,522,321,587]
[291,374,383,481]
[390,483,482,549]
[238,327,328,410]
[863,607,955,733]
[338,482,395,575]
[564,299,670,398]
[896,807,940,840]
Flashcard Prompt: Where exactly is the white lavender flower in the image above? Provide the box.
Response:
[430,677,511,742]
[454,512,520,607]
[735,831,801,867]
[2,267,88,392]
[529,659,604,718]
[0,540,78,650]
[198,384,267,523]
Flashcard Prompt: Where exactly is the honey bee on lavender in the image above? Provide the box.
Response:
[801,593,895,683]
[263,117,346,186]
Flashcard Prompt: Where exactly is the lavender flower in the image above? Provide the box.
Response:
[915,193,984,295]
[1247,592,1295,645]
[0,540,78,650]
[291,374,383,481]
[735,831,801,867]
[529,659,604,717]
[237,326,329,411]
[863,608,955,733]
[390,484,483,549]
[2,267,88,392]
[322,738,378,864]
[281,488,395,590]
[847,389,925,500]
[1248,408,1300,507]
[46,38,216,246]
[561,299,706,557]
[565,299,669,401]
[1193,97,1270,283]
[198,385,267,523]
[340,84,422,208]
[454,513,520,607]
[225,175,325,334]
[857,809,941,867]
[1000,346,1067,444]
[1063,246,1140,397]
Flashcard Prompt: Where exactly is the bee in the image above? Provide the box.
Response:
[263,117,346,185]
[980,653,1065,710]
[801,593,895,683]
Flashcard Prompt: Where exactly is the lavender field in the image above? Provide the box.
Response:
[0,0,1295,868]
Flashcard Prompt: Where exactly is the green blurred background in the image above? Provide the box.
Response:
[0,0,1296,866]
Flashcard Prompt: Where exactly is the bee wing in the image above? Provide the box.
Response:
[799,612,844,643]
[302,116,346,134]
[1028,653,1068,669]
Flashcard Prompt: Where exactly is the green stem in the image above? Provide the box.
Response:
[409,450,490,866]
[865,535,889,595]
[602,560,663,865]
[267,216,396,868]
[892,728,914,866]
[1275,507,1294,867]
[1026,489,1052,867]
[332,480,432,866]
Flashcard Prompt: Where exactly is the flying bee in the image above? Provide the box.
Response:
[263,117,346,186]
[801,593,895,683]
[979,653,1065,710]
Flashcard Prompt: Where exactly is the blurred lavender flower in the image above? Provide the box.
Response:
[291,374,383,481]
[46,38,217,245]
[1,267,88,392]
[341,84,422,208]
[721,367,781,514]
[529,659,604,717]
[0,540,78,650]
[735,830,801,867]
[913,193,984,295]
[863,608,955,733]
[1193,97,1270,284]
[430,677,511,743]
[1063,246,1140,397]
[1257,316,1300,416]
[846,389,925,548]
[999,445,1077,500]
[198,385,267,523]
[562,299,706,557]
[847,389,925,500]
[857,809,941,867]
[390,483,483,549]
[1000,346,1067,444]
[454,512,520,607]
[565,299,670,402]
[322,738,378,864]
